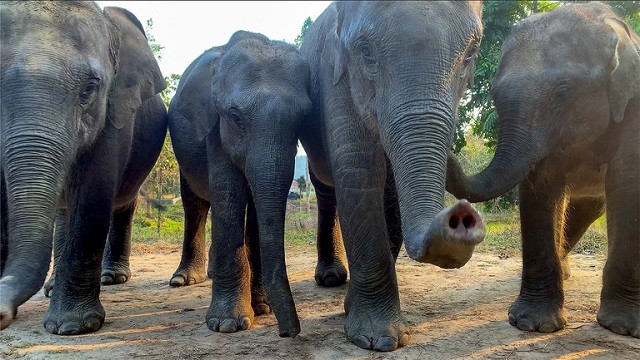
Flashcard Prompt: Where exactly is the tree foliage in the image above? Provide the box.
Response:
[142,18,180,215]
[294,17,313,49]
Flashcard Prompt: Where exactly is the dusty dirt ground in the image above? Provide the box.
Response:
[1,243,638,360]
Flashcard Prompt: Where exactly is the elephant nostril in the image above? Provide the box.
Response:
[462,215,475,229]
[448,216,459,229]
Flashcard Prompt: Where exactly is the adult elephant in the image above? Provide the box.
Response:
[447,2,639,338]
[0,2,166,334]
[168,31,314,334]
[297,2,487,351]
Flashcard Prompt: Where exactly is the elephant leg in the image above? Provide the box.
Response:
[245,196,270,316]
[43,165,116,335]
[560,196,605,280]
[384,158,402,261]
[170,173,209,287]
[101,200,136,285]
[329,134,407,352]
[311,169,347,287]
[508,173,568,333]
[44,210,68,298]
[597,125,640,338]
[205,155,253,334]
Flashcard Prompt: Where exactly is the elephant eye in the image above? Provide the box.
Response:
[463,43,480,67]
[80,79,100,105]
[357,41,375,64]
[227,108,246,133]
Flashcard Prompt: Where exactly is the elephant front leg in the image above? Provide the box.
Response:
[598,129,640,338]
[509,173,568,333]
[101,200,136,285]
[170,173,209,287]
[331,146,408,352]
[43,177,116,335]
[310,170,347,287]
[205,157,253,333]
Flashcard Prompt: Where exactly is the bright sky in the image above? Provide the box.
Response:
[95,1,332,76]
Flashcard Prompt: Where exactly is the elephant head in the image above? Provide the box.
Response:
[0,1,164,329]
[446,2,640,202]
[328,2,486,267]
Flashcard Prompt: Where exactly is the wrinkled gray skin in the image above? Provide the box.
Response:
[447,2,639,338]
[298,2,487,351]
[0,2,166,334]
[168,31,312,335]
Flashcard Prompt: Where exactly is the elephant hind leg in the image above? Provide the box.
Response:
[170,173,209,287]
[311,169,347,288]
[246,196,270,316]
[101,200,137,285]
[560,196,605,279]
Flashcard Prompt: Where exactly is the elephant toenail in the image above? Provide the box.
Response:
[374,336,398,352]
[508,313,517,326]
[44,322,58,334]
[219,319,238,333]
[539,323,556,333]
[115,275,127,284]
[58,322,82,335]
[101,276,113,284]
[85,318,101,331]
[352,335,373,349]
[240,317,251,330]
[207,318,220,331]
[517,319,535,332]
[170,275,186,287]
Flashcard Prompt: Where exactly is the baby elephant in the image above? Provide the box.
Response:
[447,2,639,337]
[168,31,312,335]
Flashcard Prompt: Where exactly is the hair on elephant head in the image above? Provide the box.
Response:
[0,1,164,330]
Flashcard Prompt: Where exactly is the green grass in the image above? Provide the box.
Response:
[131,199,607,257]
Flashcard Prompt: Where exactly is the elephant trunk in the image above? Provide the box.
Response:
[446,110,543,202]
[379,91,485,269]
[246,140,300,338]
[0,121,72,330]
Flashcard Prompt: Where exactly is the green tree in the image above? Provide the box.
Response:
[294,17,313,49]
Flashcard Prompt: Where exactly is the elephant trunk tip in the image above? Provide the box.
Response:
[406,199,485,268]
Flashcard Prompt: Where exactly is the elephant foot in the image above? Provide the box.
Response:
[206,293,254,333]
[101,263,131,285]
[44,275,55,298]
[597,297,640,338]
[43,300,105,335]
[0,297,17,331]
[315,259,348,287]
[169,264,206,287]
[343,287,408,352]
[508,295,566,333]
[344,303,408,351]
[251,286,271,316]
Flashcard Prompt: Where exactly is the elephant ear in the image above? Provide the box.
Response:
[321,3,347,86]
[605,17,640,123]
[104,7,166,129]
[169,50,221,142]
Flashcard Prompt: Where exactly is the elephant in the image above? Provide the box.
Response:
[294,1,487,351]
[167,31,316,334]
[0,1,167,334]
[446,2,639,338]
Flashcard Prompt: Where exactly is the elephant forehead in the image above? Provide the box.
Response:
[3,1,108,56]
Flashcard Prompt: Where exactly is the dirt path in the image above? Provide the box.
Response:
[1,244,638,359]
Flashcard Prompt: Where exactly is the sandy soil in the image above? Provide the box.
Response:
[1,243,638,360]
